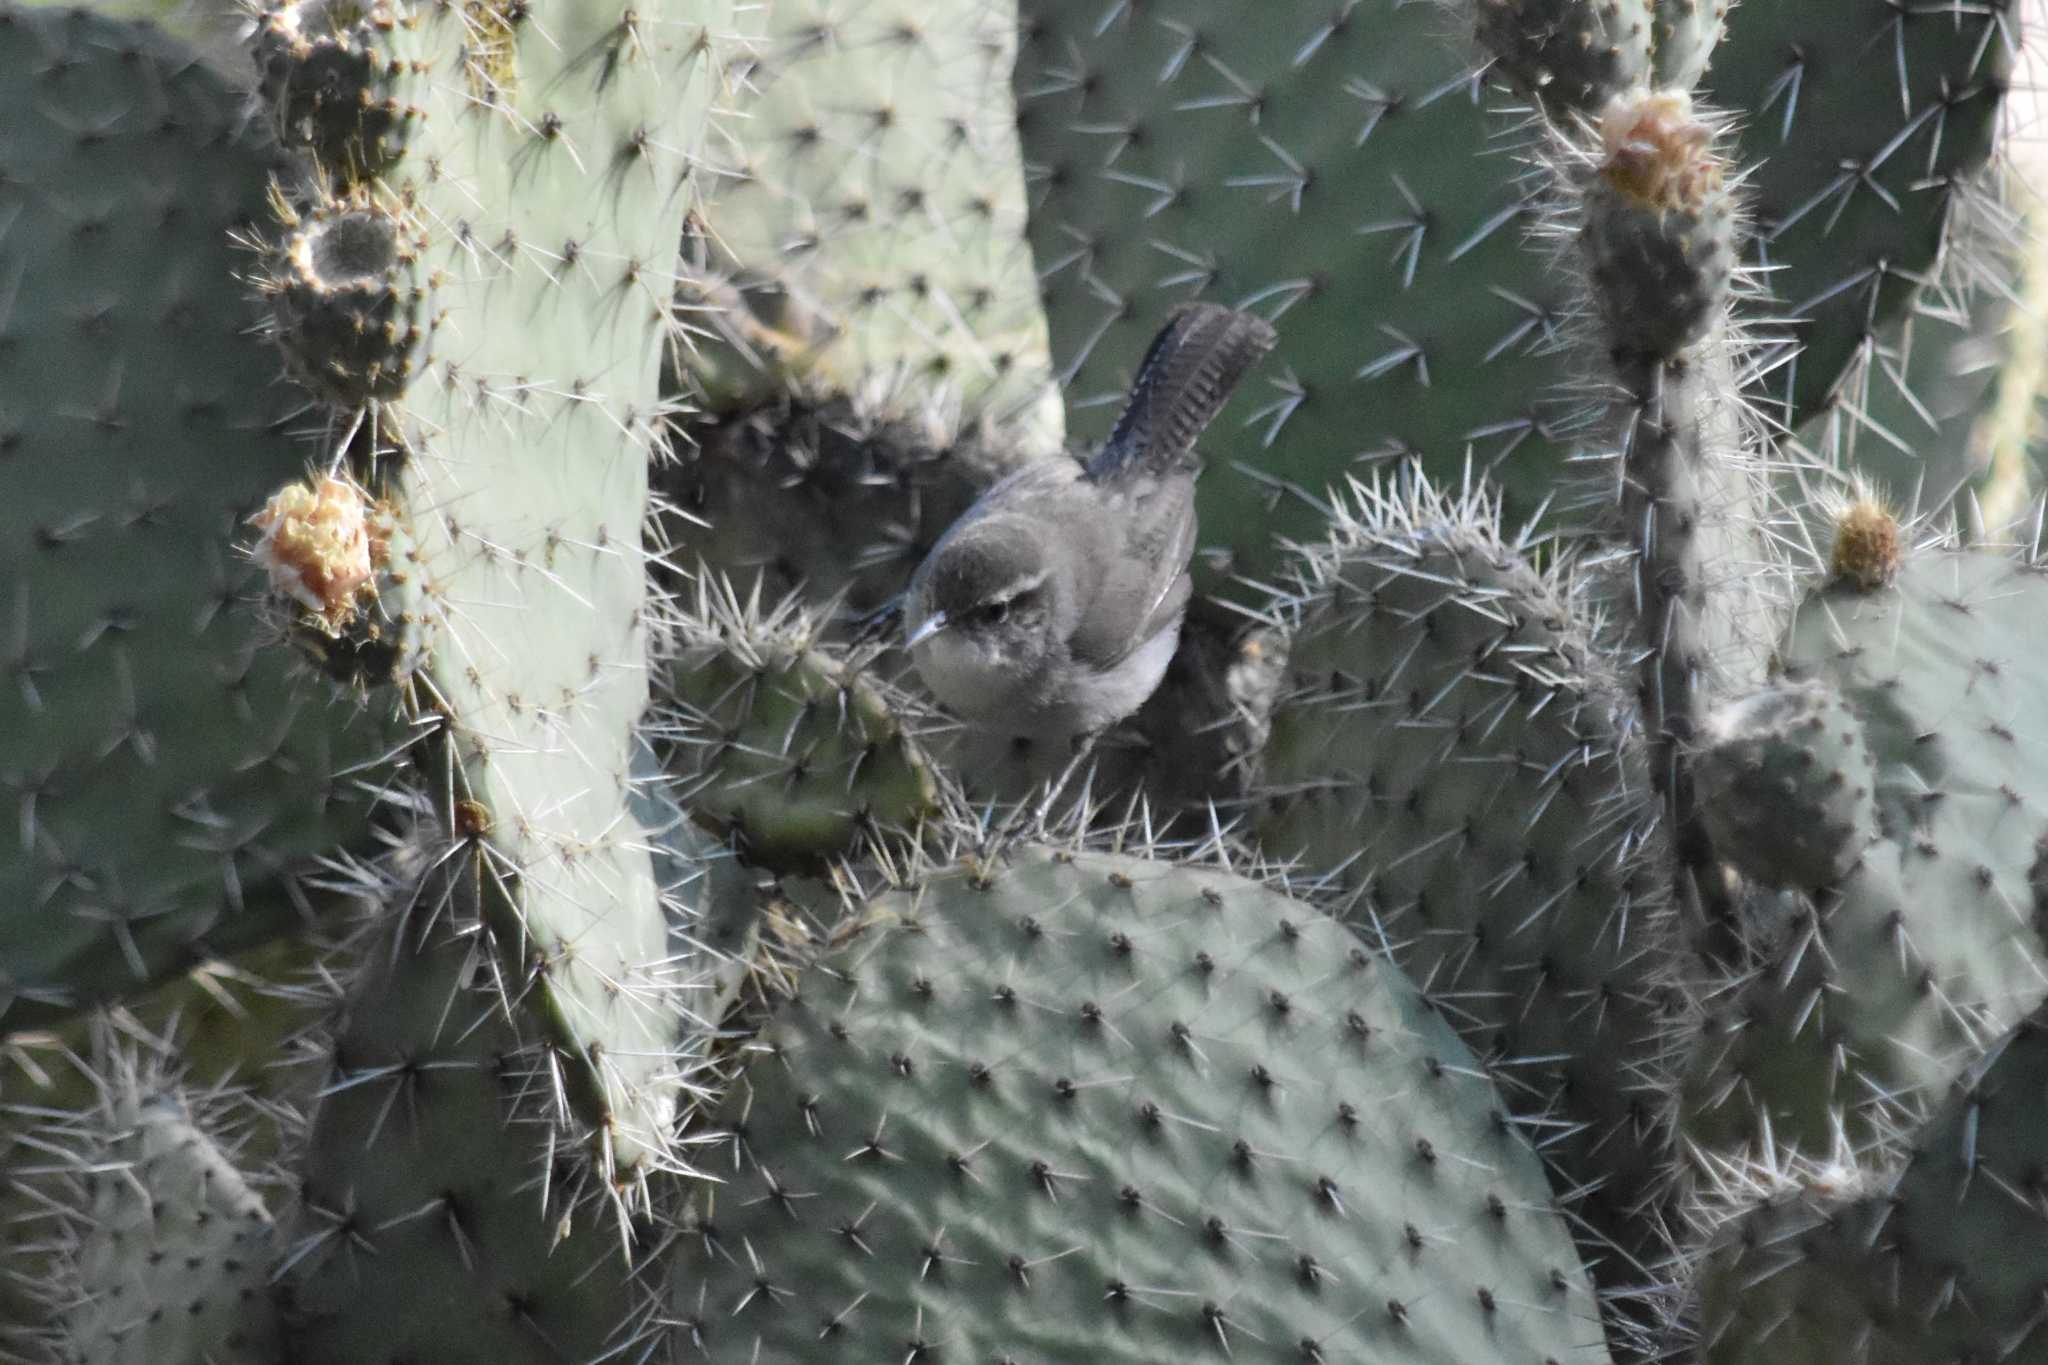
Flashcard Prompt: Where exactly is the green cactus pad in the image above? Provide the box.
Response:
[1680,546,2048,1158]
[1793,267,2018,523]
[1253,471,1680,1281]
[672,843,1611,1364]
[1015,0,1589,582]
[0,5,399,1025]
[60,1092,281,1365]
[8,1032,285,1365]
[1706,0,2015,427]
[681,0,1061,450]
[280,847,656,1364]
[1691,1001,2048,1363]
[1695,681,1879,890]
[654,577,939,869]
[281,0,734,1180]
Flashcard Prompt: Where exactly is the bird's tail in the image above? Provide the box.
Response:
[1088,302,1279,481]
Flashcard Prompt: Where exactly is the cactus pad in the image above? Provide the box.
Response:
[1680,545,2048,1157]
[0,5,398,1023]
[1254,471,1679,1279]
[674,843,1610,1364]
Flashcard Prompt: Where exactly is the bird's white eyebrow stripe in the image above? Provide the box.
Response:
[991,570,1049,603]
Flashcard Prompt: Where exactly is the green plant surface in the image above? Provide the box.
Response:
[673,842,1612,1364]
[1707,0,2015,429]
[1015,0,1587,588]
[1253,470,1682,1287]
[254,0,736,1183]
[0,5,400,1028]
[1680,545,2048,1159]
[680,0,1062,451]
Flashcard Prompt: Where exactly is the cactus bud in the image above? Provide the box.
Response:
[1828,498,1903,592]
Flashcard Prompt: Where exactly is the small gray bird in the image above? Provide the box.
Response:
[903,303,1278,744]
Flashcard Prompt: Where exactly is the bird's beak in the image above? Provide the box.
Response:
[905,611,949,649]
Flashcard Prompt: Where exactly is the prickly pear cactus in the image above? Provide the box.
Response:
[249,0,735,1182]
[277,839,658,1364]
[1686,999,2048,1363]
[13,1044,282,1365]
[0,4,401,1026]
[1253,470,1682,1285]
[1475,0,1729,123]
[654,575,941,868]
[1015,0,1584,584]
[1694,680,1879,891]
[1708,0,2016,427]
[680,0,1061,450]
[1682,527,2048,1158]
[674,842,1612,1364]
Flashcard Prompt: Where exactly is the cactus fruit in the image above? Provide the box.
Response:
[674,842,1612,1364]
[1474,0,1655,123]
[253,0,423,177]
[259,190,434,407]
[1581,91,1739,360]
[251,475,437,688]
[1474,0,1730,119]
[1694,681,1878,891]
[0,4,403,1025]
[1252,470,1680,1286]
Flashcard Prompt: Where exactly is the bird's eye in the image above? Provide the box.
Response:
[978,599,1011,626]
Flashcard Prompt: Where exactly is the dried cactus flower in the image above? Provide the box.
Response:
[248,475,387,631]
[1599,88,1725,212]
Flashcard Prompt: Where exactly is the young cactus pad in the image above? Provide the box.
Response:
[34,1083,281,1365]
[674,843,1611,1364]
[654,576,940,868]
[1694,680,1879,891]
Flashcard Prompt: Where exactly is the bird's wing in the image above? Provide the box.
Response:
[1066,473,1197,670]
